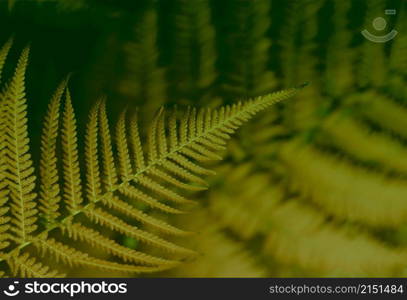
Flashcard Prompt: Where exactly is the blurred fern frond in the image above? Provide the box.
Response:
[264,201,406,277]
[279,139,407,227]
[324,0,355,97]
[0,40,303,277]
[218,0,277,99]
[316,110,407,174]
[119,6,167,119]
[209,163,283,241]
[164,212,267,277]
[167,0,217,102]
[347,91,407,140]
[3,0,405,279]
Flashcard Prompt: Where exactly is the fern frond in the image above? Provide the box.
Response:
[99,100,118,190]
[349,92,407,140]
[84,207,195,256]
[118,7,166,119]
[136,174,193,205]
[318,111,407,174]
[64,223,178,266]
[168,0,217,101]
[166,212,267,277]
[148,167,206,191]
[118,184,184,214]
[219,0,277,98]
[129,112,145,171]
[169,153,215,175]
[168,107,178,150]
[209,163,283,240]
[0,44,303,276]
[0,93,10,254]
[281,0,323,130]
[280,0,302,88]
[38,79,67,223]
[157,159,208,187]
[280,139,407,227]
[264,201,405,276]
[61,89,83,212]
[295,0,323,85]
[147,108,161,162]
[0,37,13,85]
[3,47,38,242]
[116,109,133,180]
[34,238,174,273]
[324,1,354,97]
[0,185,9,253]
[85,101,102,202]
[101,195,189,236]
[7,252,63,278]
[56,86,299,272]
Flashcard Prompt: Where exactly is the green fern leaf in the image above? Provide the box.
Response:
[0,37,13,85]
[64,223,179,266]
[34,237,174,274]
[280,139,407,227]
[8,252,63,278]
[3,47,38,243]
[264,201,405,276]
[61,88,83,212]
[98,100,118,189]
[0,41,304,276]
[39,79,67,223]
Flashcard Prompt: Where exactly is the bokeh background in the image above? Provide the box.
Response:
[0,0,406,277]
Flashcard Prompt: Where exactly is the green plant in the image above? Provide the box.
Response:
[165,211,267,277]
[218,0,277,99]
[0,40,303,277]
[166,0,217,102]
[187,0,407,277]
[118,6,167,119]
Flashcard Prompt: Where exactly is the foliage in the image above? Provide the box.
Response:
[0,39,301,277]
[1,0,407,278]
